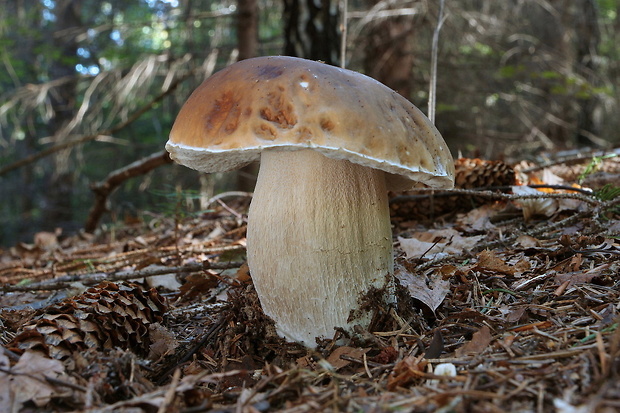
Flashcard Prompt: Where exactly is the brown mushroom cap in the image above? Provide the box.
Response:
[166,56,454,190]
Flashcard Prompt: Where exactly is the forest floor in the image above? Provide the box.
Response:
[1,150,620,412]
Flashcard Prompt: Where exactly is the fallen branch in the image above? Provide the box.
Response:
[1,260,244,292]
[390,186,600,206]
[84,150,173,233]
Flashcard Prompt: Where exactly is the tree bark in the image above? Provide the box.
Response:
[237,0,259,61]
[43,0,82,228]
[236,0,260,191]
[362,0,417,98]
[573,0,601,146]
[283,0,341,66]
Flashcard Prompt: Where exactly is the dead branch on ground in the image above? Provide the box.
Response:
[84,150,173,233]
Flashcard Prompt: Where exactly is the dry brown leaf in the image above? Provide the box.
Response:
[425,329,444,359]
[398,228,484,260]
[395,265,450,313]
[179,272,219,299]
[455,325,493,357]
[457,205,497,232]
[516,235,541,248]
[475,250,515,275]
[556,197,587,213]
[145,270,183,290]
[387,356,428,390]
[325,346,369,370]
[0,350,73,411]
[504,305,528,323]
[554,264,609,287]
[373,346,398,364]
[33,228,62,250]
[148,323,180,360]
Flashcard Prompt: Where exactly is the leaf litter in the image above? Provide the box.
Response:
[0,154,619,412]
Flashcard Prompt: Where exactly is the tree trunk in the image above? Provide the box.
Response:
[573,0,601,146]
[237,0,259,61]
[362,0,417,98]
[43,0,82,228]
[282,0,341,66]
[236,0,260,191]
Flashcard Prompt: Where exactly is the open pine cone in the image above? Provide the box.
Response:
[390,158,515,221]
[7,281,168,364]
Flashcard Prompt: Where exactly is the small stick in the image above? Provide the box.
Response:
[428,0,446,123]
[340,0,348,68]
[1,260,244,292]
[157,368,181,413]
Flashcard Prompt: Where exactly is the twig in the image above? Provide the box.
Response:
[340,0,348,68]
[206,191,253,207]
[154,314,230,385]
[84,150,173,233]
[521,147,620,173]
[157,368,181,413]
[390,187,600,206]
[1,260,244,292]
[428,0,446,123]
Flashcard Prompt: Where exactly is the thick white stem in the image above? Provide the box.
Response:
[247,149,393,347]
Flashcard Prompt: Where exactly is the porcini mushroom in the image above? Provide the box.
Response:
[166,56,454,347]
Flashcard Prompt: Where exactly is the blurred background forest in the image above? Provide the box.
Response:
[0,0,618,247]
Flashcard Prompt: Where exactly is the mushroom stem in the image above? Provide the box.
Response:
[247,149,394,347]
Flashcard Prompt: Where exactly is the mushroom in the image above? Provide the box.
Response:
[166,56,454,348]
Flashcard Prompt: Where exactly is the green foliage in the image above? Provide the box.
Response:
[497,65,612,100]
[594,183,620,218]
[579,154,618,184]
[594,183,620,202]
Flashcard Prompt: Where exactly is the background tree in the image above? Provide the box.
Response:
[44,0,82,227]
[0,0,618,247]
[283,0,341,65]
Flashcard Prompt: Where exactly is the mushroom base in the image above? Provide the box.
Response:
[247,149,394,348]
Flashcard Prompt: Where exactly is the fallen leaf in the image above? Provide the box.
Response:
[0,351,72,411]
[556,197,587,213]
[424,329,444,359]
[398,229,484,260]
[475,250,515,275]
[395,265,450,313]
[512,185,558,221]
[457,205,497,232]
[179,272,219,299]
[145,270,183,290]
[554,264,608,287]
[325,346,369,370]
[33,228,62,250]
[455,325,492,357]
[148,323,180,360]
[372,346,398,364]
[387,356,428,390]
[504,305,528,323]
[516,235,541,248]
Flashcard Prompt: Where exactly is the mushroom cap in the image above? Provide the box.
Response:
[166,56,454,190]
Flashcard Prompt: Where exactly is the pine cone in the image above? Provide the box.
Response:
[390,158,515,221]
[7,281,167,364]
[454,158,515,189]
